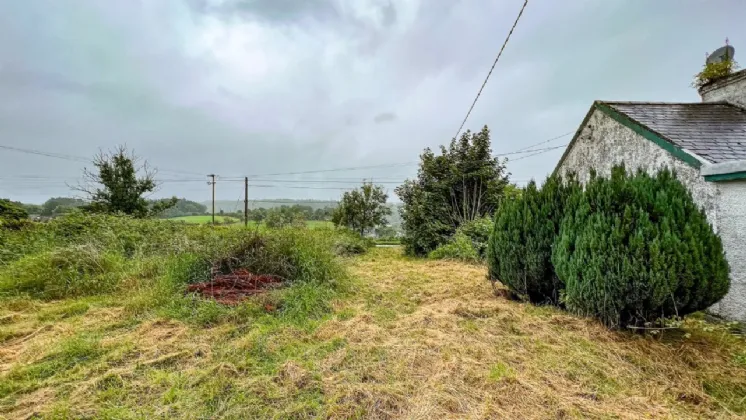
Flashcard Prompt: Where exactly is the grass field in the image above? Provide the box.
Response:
[2,246,746,418]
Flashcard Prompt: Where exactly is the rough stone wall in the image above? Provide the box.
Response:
[558,110,719,229]
[700,69,746,108]
[710,181,746,320]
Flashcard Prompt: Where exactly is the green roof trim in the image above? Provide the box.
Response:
[703,171,746,182]
[554,101,705,176]
[594,102,703,169]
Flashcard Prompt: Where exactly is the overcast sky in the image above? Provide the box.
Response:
[1,0,744,204]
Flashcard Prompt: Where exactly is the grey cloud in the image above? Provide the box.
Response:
[373,112,397,124]
[192,0,340,23]
[1,0,745,205]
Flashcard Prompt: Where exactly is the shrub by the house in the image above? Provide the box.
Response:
[552,166,730,328]
[487,175,580,303]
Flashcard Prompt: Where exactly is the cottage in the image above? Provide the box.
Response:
[555,66,746,321]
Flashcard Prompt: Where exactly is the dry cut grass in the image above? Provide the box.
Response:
[1,247,746,419]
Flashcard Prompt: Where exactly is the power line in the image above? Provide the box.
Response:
[0,143,206,177]
[0,145,90,163]
[509,145,566,162]
[508,131,573,154]
[452,0,528,140]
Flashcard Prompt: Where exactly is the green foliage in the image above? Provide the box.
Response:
[488,175,580,303]
[265,207,307,228]
[693,56,739,88]
[0,198,29,229]
[332,183,391,236]
[331,230,374,256]
[396,126,511,256]
[552,166,730,328]
[428,232,480,263]
[457,216,492,259]
[429,216,492,262]
[77,146,177,218]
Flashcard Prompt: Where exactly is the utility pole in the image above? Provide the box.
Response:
[244,176,249,227]
[207,174,216,225]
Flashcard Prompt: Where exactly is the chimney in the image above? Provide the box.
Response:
[699,42,746,107]
[699,68,746,107]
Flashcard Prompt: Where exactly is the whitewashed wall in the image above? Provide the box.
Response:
[710,181,746,320]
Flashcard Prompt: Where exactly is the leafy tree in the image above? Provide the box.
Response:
[264,207,306,228]
[41,197,86,216]
[552,166,730,328]
[332,183,391,236]
[157,199,208,218]
[395,126,510,255]
[487,174,580,303]
[18,203,43,215]
[75,146,176,218]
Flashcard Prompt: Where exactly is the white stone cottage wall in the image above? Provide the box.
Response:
[556,109,746,321]
[557,109,719,228]
[712,181,746,320]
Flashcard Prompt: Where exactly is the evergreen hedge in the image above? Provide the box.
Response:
[487,175,580,303]
[552,166,730,328]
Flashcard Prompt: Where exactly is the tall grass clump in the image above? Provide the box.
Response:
[0,244,127,299]
[553,166,730,328]
[488,175,580,303]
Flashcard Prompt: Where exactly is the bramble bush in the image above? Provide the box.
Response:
[552,167,729,328]
[428,216,492,263]
[428,231,481,263]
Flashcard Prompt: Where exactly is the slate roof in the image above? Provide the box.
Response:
[603,101,746,163]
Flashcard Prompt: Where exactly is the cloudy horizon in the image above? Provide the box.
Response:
[1,0,744,204]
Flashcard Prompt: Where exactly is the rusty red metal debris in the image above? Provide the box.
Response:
[186,268,282,305]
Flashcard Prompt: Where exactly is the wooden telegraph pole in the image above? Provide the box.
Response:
[244,177,249,227]
[207,174,216,225]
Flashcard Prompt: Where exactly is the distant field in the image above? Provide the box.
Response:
[168,215,240,224]
[167,216,333,229]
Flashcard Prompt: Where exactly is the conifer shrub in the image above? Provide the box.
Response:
[487,175,580,303]
[552,166,730,328]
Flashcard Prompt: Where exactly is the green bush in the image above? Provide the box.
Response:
[457,217,492,259]
[552,167,730,328]
[0,199,29,230]
[428,232,481,263]
[488,175,580,303]
[0,244,128,299]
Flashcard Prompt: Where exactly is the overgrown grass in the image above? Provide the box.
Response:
[2,220,746,418]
